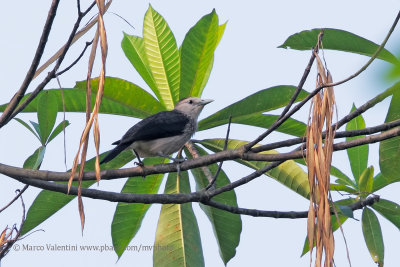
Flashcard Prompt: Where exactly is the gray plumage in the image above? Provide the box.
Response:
[100,97,213,164]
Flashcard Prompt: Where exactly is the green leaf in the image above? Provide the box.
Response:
[371,199,400,230]
[337,205,354,219]
[331,166,357,189]
[37,90,58,144]
[195,23,226,95]
[14,118,41,142]
[154,171,204,267]
[200,139,310,198]
[30,121,41,137]
[279,28,398,64]
[358,166,374,197]
[295,158,357,189]
[186,145,241,265]
[75,77,165,117]
[20,150,134,236]
[121,33,158,94]
[346,104,368,183]
[23,146,46,170]
[362,207,384,265]
[143,5,180,108]
[379,87,400,181]
[112,157,168,258]
[330,184,357,194]
[179,10,219,99]
[372,172,399,192]
[47,120,70,144]
[1,78,165,119]
[198,85,308,131]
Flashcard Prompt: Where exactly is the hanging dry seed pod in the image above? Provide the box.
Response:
[306,46,336,267]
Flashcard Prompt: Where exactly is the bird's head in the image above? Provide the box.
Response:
[174,97,213,119]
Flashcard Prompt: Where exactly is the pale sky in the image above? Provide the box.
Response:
[1,1,400,266]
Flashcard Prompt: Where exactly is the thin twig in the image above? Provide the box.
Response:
[0,185,28,213]
[2,1,98,127]
[56,40,93,76]
[244,11,400,152]
[206,115,232,190]
[319,11,400,90]
[55,76,68,170]
[244,32,323,151]
[185,142,215,183]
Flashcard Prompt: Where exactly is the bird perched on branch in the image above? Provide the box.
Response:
[100,97,213,165]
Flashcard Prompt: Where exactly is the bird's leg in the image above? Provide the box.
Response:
[133,149,144,167]
[158,153,186,163]
[158,152,185,176]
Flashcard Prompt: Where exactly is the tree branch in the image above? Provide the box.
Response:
[7,170,380,219]
[203,195,380,218]
[244,32,322,151]
[1,123,400,184]
[244,11,400,152]
[0,185,28,213]
[2,2,98,126]
[0,0,61,127]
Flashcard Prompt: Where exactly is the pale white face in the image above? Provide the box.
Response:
[174,97,213,118]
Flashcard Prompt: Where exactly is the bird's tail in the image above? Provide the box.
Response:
[100,143,128,164]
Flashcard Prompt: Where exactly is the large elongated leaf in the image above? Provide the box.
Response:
[37,91,58,144]
[379,88,400,181]
[196,23,227,96]
[198,86,308,131]
[20,150,134,236]
[346,104,368,183]
[154,171,204,267]
[362,207,384,265]
[121,34,157,93]
[371,172,400,192]
[186,145,241,265]
[279,28,398,64]
[179,10,219,99]
[112,157,168,258]
[199,139,310,198]
[0,78,165,118]
[75,77,165,117]
[372,199,400,231]
[143,5,180,108]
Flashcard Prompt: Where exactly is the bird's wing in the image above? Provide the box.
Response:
[119,110,190,144]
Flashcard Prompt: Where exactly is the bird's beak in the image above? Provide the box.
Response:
[200,99,214,106]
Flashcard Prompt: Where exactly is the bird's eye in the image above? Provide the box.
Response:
[188,100,193,104]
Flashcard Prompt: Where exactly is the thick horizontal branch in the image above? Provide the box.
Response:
[1,125,400,184]
[204,195,380,218]
[252,117,400,153]
[9,173,380,219]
